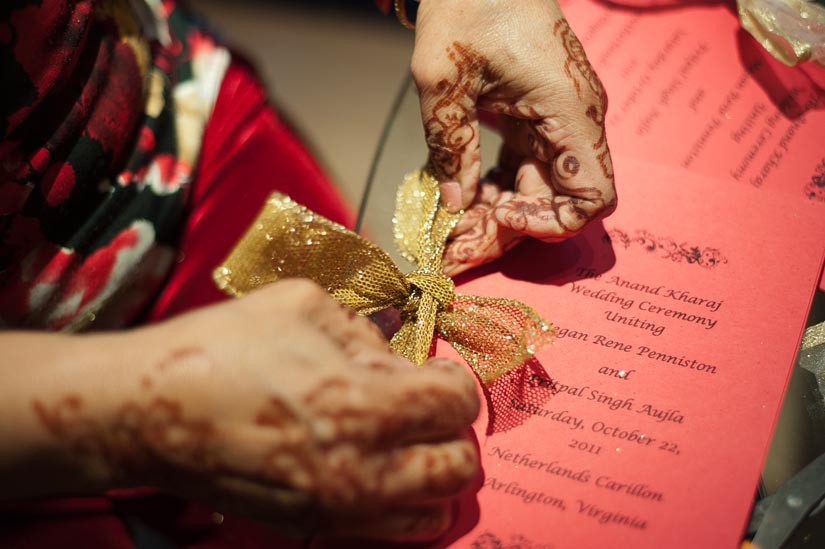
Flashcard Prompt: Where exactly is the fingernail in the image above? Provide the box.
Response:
[440,182,462,213]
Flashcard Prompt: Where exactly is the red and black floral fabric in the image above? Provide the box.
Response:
[0,0,229,330]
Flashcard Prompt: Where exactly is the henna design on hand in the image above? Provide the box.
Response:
[114,399,217,474]
[554,19,613,181]
[33,395,218,482]
[256,397,317,496]
[445,211,500,268]
[423,42,489,181]
[444,182,522,273]
[558,152,581,179]
[555,20,606,105]
[496,195,597,236]
[284,377,476,507]
[33,395,111,464]
[33,361,477,523]
[498,198,556,233]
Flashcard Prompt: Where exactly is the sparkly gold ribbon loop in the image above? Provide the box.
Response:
[213,193,411,316]
[213,170,556,384]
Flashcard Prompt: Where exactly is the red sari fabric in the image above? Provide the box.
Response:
[0,58,353,549]
[145,58,354,321]
[0,0,237,331]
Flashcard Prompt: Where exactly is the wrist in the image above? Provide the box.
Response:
[0,330,149,498]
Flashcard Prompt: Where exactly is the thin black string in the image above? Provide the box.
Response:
[354,72,414,234]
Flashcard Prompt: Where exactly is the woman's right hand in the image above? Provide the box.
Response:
[29,279,480,541]
[411,0,617,276]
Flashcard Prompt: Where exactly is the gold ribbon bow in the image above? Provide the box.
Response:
[213,170,555,384]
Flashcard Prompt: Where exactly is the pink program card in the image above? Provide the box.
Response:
[557,0,825,288]
[311,157,825,549]
[561,0,825,198]
[423,156,825,549]
[311,5,824,549]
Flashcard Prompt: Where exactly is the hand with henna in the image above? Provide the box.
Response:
[0,279,480,541]
[411,0,617,275]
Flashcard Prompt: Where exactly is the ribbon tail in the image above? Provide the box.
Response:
[436,295,557,384]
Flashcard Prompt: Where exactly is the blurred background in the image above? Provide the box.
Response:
[192,0,414,209]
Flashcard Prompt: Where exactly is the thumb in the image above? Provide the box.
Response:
[413,42,485,212]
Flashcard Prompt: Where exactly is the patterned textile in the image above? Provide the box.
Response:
[0,0,229,330]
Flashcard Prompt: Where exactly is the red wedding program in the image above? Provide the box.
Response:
[432,156,825,549]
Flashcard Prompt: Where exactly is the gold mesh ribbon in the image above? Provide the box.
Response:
[213,170,555,384]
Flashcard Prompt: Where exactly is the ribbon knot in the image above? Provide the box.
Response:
[403,271,455,310]
[213,170,556,384]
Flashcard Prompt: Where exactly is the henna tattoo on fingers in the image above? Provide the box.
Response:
[297,375,479,507]
[554,19,614,182]
[555,21,606,106]
[495,193,605,237]
[378,443,468,502]
[558,152,581,179]
[585,104,614,182]
[301,375,474,446]
[497,200,548,233]
[395,385,477,438]
[443,178,523,271]
[444,210,501,269]
[452,200,492,236]
[422,42,489,181]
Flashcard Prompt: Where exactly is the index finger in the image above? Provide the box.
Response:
[413,41,485,212]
